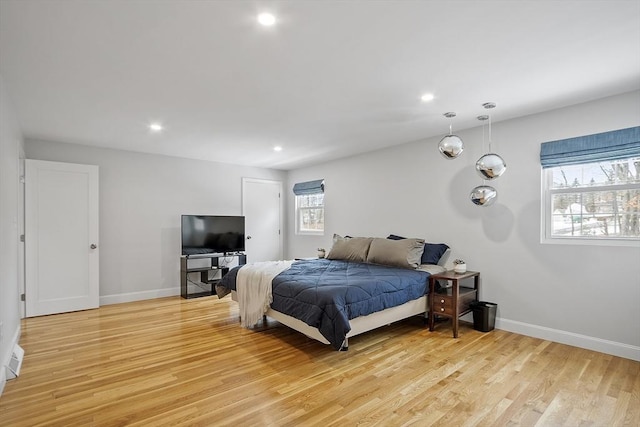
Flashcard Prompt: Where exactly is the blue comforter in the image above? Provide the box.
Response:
[219,258,430,350]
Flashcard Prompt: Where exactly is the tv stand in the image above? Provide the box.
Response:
[180,253,247,299]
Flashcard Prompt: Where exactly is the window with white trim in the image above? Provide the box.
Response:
[540,127,640,245]
[293,179,324,235]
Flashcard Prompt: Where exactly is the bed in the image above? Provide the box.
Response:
[216,235,449,350]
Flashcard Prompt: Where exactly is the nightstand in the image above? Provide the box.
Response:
[428,270,480,338]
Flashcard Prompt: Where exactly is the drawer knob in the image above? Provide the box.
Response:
[440,299,445,303]
[440,308,445,312]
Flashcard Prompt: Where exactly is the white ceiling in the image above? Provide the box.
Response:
[1,1,639,170]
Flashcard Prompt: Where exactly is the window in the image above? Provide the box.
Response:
[293,179,324,235]
[540,126,640,245]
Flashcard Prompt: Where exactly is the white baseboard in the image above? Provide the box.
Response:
[496,317,640,361]
[1,325,22,397]
[100,287,180,306]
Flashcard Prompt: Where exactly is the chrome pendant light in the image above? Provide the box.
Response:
[470,185,498,206]
[475,104,506,180]
[438,112,464,159]
[476,153,507,179]
[470,103,506,207]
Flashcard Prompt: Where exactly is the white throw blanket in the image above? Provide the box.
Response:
[236,260,294,328]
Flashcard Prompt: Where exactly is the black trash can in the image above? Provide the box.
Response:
[471,301,497,332]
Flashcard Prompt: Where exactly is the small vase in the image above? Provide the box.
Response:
[454,263,466,274]
[317,251,326,259]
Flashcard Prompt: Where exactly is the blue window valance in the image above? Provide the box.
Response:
[540,126,640,168]
[293,179,324,195]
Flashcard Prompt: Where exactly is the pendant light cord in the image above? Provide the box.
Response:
[481,116,489,184]
[488,115,492,153]
[482,120,487,184]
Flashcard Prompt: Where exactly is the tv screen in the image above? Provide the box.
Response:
[181,215,245,255]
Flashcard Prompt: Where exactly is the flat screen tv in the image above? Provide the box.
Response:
[181,215,245,256]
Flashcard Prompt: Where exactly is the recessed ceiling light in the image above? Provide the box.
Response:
[149,123,163,132]
[273,145,283,152]
[421,93,435,102]
[257,13,276,26]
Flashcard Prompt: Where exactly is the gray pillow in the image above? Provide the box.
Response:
[366,237,425,269]
[326,235,373,262]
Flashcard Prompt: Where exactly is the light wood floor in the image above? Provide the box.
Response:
[1,296,638,426]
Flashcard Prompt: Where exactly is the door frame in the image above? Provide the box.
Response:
[18,158,25,318]
[241,177,284,261]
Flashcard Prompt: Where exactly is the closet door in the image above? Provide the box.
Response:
[242,178,283,262]
[25,160,99,316]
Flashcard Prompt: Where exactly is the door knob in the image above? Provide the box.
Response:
[90,244,97,249]
[246,236,252,240]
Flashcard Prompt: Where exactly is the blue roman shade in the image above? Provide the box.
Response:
[540,126,640,168]
[293,179,325,195]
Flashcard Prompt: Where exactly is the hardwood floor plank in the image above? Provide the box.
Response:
[1,296,638,426]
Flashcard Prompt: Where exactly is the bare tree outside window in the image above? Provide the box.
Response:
[547,157,640,240]
[295,193,324,235]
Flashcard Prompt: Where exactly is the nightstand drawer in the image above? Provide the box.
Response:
[434,295,451,306]
[433,295,454,315]
[434,303,454,315]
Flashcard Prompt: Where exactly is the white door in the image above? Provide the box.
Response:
[242,178,283,262]
[25,160,99,317]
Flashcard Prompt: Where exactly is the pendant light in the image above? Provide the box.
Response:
[470,103,505,207]
[475,103,507,180]
[438,112,464,159]
[476,153,507,179]
[470,185,497,206]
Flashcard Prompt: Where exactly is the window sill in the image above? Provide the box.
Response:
[295,230,324,236]
[540,236,640,247]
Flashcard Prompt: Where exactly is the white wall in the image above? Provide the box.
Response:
[286,90,640,360]
[25,141,286,304]
[0,75,24,394]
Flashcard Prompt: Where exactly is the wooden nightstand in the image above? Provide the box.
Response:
[428,270,480,338]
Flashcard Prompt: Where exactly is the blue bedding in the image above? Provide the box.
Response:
[219,258,431,350]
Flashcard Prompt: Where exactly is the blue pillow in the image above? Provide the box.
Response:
[422,243,450,265]
[387,235,449,265]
